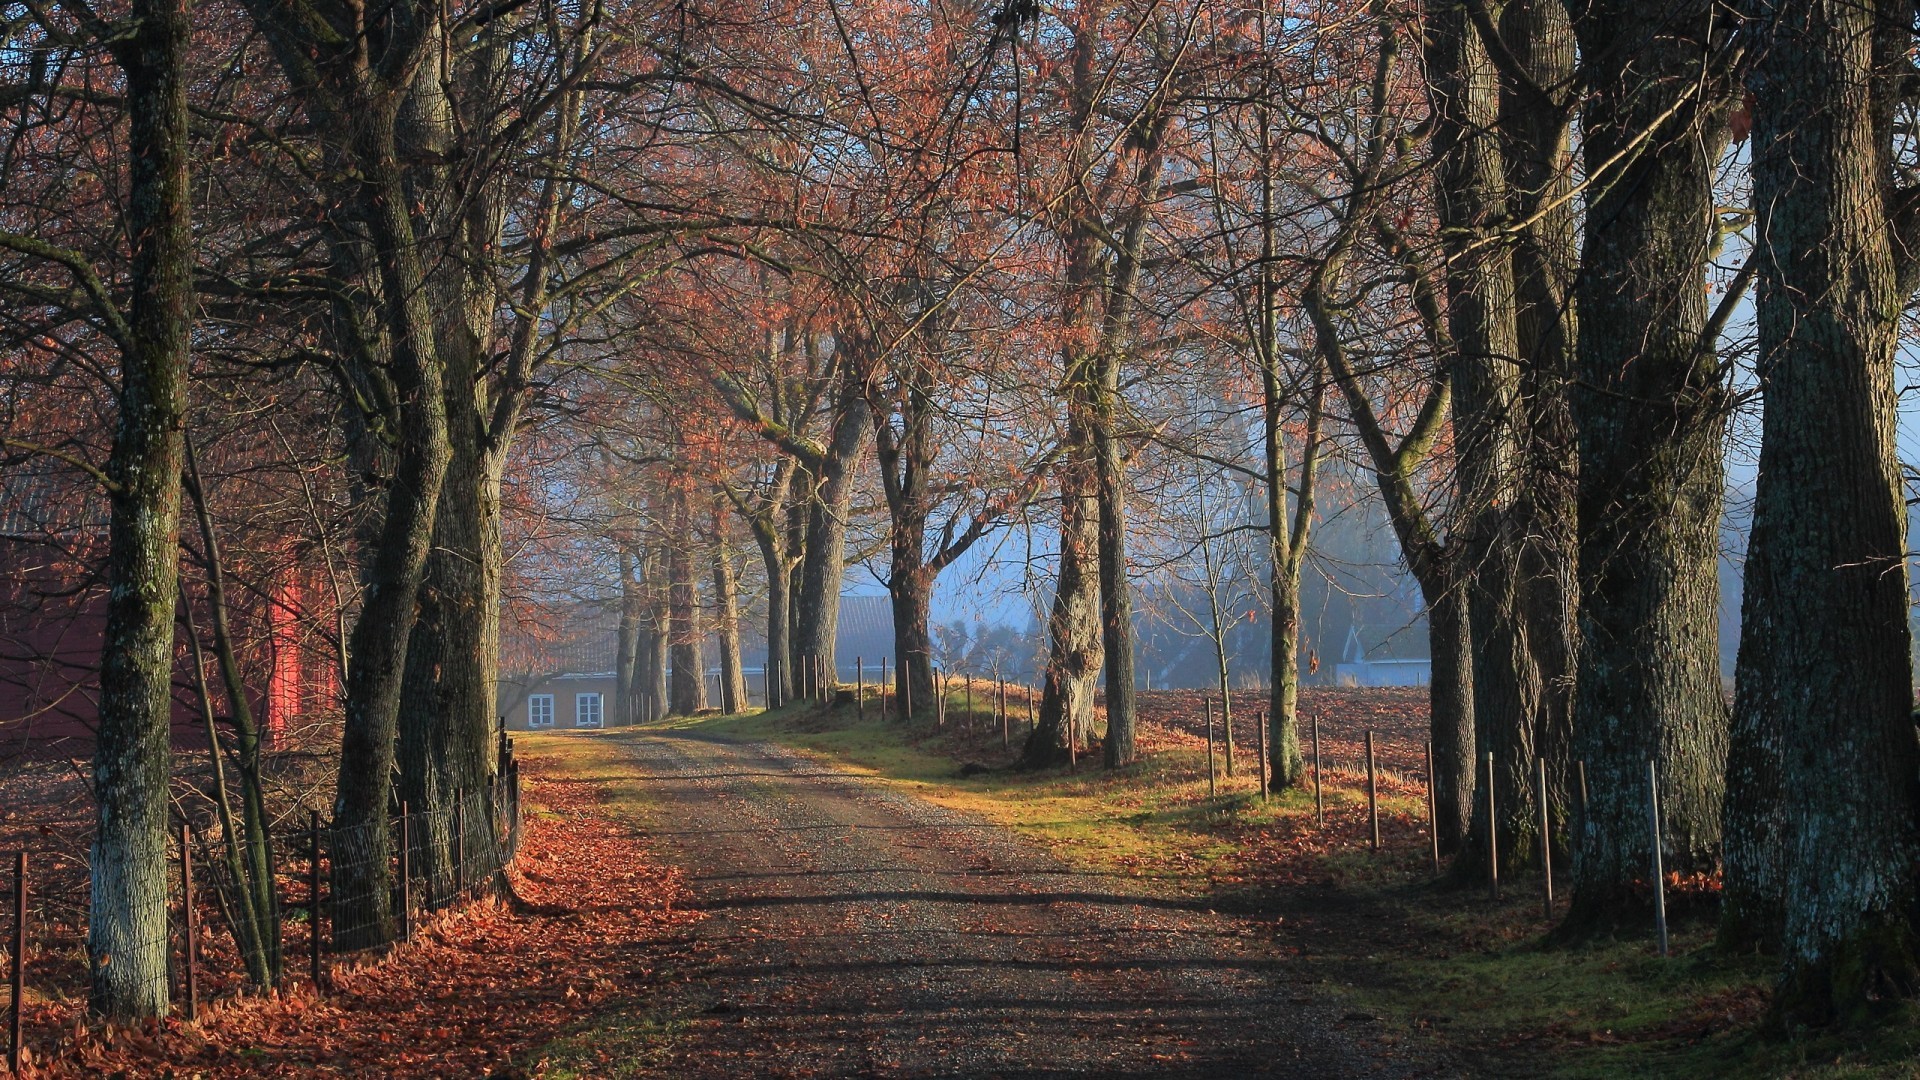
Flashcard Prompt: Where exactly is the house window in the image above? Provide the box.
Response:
[575,692,603,728]
[528,694,554,728]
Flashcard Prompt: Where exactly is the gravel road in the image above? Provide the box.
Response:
[606,729,1442,1079]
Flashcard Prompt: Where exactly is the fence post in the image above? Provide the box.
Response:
[857,657,865,720]
[179,824,196,1021]
[1311,710,1323,827]
[453,800,466,901]
[1486,753,1500,902]
[10,851,25,1074]
[1649,758,1668,957]
[1426,740,1440,875]
[999,679,1008,750]
[1576,759,1590,840]
[399,803,412,943]
[1366,731,1380,852]
[1027,686,1035,736]
[964,674,973,726]
[308,811,323,991]
[1538,757,1554,919]
[1256,709,1269,803]
[1205,697,1216,798]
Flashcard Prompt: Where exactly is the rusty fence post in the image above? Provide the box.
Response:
[399,803,412,943]
[180,824,196,1021]
[10,851,25,1074]
[309,811,324,991]
[1366,731,1380,852]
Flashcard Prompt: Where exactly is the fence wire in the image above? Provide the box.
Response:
[5,738,523,1070]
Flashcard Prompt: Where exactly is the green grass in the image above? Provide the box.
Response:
[633,699,1920,1079]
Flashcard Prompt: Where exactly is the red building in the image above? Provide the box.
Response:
[0,465,334,758]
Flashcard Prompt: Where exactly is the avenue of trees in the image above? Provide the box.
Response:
[3,0,1918,1030]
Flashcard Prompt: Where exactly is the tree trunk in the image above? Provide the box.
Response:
[1500,0,1579,852]
[1029,466,1102,766]
[1426,0,1534,883]
[616,547,642,724]
[1425,574,1475,853]
[645,579,670,723]
[890,568,937,723]
[1731,0,1920,1023]
[795,380,869,689]
[713,539,747,713]
[1091,356,1138,769]
[89,0,192,1017]
[669,493,707,716]
[1564,0,1734,931]
[329,109,452,946]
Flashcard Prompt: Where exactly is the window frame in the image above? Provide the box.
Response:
[527,694,555,728]
[574,692,603,728]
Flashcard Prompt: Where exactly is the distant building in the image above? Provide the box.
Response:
[0,464,333,757]
[496,594,896,731]
[1332,624,1431,687]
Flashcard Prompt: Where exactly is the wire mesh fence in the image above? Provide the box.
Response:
[3,736,523,1071]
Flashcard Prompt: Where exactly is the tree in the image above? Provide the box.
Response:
[1564,0,1740,930]
[1725,0,1920,1024]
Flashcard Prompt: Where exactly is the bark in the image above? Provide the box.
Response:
[1731,0,1920,1023]
[794,368,870,689]
[89,0,192,1017]
[1565,0,1735,931]
[1028,456,1102,766]
[1426,0,1534,882]
[1425,575,1476,852]
[1499,0,1578,849]
[645,549,671,721]
[713,534,747,714]
[241,0,449,951]
[616,547,642,725]
[669,491,708,716]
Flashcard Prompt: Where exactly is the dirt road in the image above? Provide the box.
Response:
[597,729,1443,1079]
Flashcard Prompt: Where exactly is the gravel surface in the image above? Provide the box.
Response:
[606,729,1444,1079]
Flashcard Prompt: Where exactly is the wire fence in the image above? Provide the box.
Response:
[4,734,523,1072]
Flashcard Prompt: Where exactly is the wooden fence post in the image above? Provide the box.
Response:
[11,851,25,1074]
[453,800,466,899]
[1649,759,1668,957]
[1366,731,1380,852]
[1537,757,1554,919]
[180,824,196,1021]
[999,679,1008,750]
[399,803,412,943]
[1486,753,1500,902]
[857,657,865,719]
